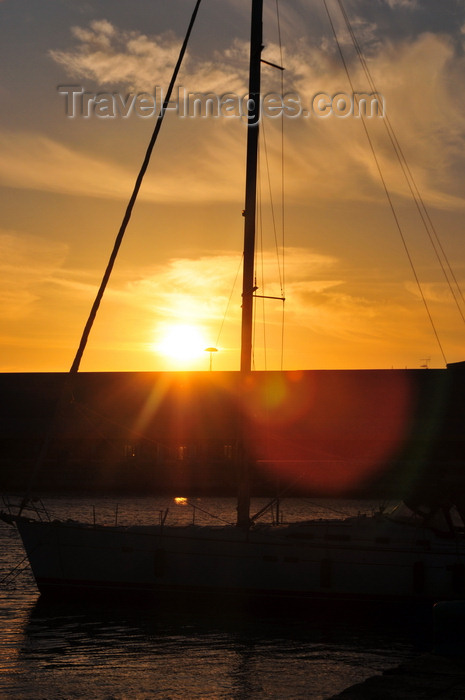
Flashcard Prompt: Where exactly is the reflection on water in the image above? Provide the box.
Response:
[2,595,427,700]
[0,497,430,699]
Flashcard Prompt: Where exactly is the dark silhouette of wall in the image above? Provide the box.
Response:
[1,367,464,499]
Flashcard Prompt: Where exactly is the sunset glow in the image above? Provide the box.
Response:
[1,1,464,372]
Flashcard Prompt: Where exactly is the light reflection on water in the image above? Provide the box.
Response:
[0,496,427,700]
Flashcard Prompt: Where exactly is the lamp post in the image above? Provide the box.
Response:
[205,347,218,371]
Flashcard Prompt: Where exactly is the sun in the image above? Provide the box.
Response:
[153,324,209,365]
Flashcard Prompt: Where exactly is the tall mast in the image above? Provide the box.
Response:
[240,0,263,375]
[237,0,263,528]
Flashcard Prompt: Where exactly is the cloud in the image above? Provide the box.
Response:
[3,20,464,212]
[49,19,248,94]
[118,247,460,369]
[82,246,378,353]
[383,0,418,8]
[2,236,461,371]
[404,280,465,305]
[277,30,465,208]
[51,246,339,338]
[51,23,180,91]
[0,132,137,200]
[0,127,245,203]
[0,231,68,319]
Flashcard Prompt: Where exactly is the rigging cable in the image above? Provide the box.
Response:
[275,0,286,369]
[215,254,244,351]
[69,0,203,376]
[253,153,266,370]
[336,0,465,324]
[253,0,287,371]
[322,0,448,366]
[261,117,285,296]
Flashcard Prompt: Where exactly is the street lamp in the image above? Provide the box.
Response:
[205,347,218,371]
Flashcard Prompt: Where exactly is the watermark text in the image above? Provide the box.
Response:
[58,85,385,120]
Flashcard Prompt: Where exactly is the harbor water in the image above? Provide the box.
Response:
[0,496,429,699]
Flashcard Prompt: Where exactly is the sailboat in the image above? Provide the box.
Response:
[2,0,465,602]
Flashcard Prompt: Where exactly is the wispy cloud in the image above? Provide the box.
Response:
[2,237,462,371]
[41,20,465,210]
[280,31,465,208]
[0,231,68,319]
[383,0,418,8]
[49,19,248,93]
[0,127,245,203]
[0,132,136,200]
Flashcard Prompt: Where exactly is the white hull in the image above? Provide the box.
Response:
[11,513,465,602]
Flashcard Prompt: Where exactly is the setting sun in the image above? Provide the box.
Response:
[152,324,210,366]
[1,0,464,375]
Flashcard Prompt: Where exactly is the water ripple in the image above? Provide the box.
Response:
[1,497,422,699]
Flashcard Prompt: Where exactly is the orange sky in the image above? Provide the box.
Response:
[1,0,465,373]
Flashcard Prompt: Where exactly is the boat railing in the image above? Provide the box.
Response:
[1,495,52,522]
